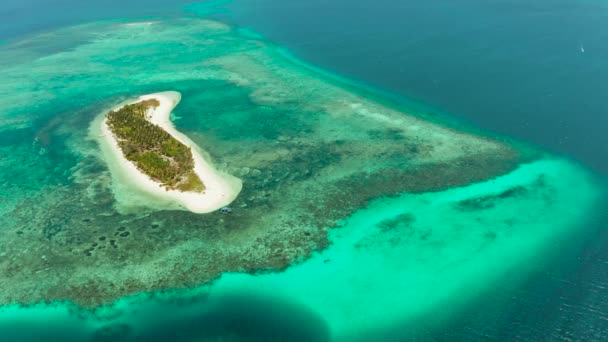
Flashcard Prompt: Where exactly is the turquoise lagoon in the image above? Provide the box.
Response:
[0,18,605,341]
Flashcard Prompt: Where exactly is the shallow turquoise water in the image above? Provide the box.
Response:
[0,153,604,340]
[208,158,603,339]
[0,4,607,342]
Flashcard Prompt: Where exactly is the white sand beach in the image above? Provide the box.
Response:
[99,91,242,213]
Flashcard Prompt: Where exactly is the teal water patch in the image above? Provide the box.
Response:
[0,292,329,341]
[0,158,602,341]
[206,157,604,339]
[184,0,233,18]
[171,79,319,141]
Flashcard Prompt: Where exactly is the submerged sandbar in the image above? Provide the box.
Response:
[99,91,242,213]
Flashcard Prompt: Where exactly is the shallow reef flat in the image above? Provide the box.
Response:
[0,18,605,339]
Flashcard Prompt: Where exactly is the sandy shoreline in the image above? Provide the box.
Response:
[99,91,242,213]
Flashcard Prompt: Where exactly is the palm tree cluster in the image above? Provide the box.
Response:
[106,99,205,192]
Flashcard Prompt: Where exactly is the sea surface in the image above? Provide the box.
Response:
[1,1,607,341]
[217,0,608,176]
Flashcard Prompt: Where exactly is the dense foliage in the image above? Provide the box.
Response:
[106,99,205,192]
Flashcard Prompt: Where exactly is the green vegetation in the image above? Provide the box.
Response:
[106,99,205,192]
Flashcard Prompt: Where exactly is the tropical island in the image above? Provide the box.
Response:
[107,98,204,192]
[99,91,242,213]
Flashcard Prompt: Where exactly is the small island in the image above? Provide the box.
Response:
[99,91,242,213]
[106,98,204,192]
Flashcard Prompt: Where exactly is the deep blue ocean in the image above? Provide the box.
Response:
[2,0,608,340]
